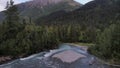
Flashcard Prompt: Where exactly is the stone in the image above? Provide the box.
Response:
[52,50,86,63]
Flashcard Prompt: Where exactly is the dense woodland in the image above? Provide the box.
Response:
[89,22,120,64]
[0,0,93,57]
[0,0,120,64]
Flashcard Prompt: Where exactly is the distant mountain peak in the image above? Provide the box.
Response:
[0,0,81,22]
[27,0,80,8]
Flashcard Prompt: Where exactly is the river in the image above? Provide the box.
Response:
[0,44,119,68]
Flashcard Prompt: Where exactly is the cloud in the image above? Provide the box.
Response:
[0,5,5,11]
[75,0,93,4]
[0,0,7,11]
[0,0,30,11]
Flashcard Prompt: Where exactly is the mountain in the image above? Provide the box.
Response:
[36,0,120,29]
[0,0,81,22]
[26,0,80,8]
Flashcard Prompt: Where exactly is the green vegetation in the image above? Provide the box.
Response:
[0,0,92,58]
[89,22,120,64]
[74,42,95,46]
[0,23,96,57]
[88,0,120,64]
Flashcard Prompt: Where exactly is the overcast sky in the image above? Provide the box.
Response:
[0,0,93,11]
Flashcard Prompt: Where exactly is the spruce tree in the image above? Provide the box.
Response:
[3,0,20,39]
[4,0,19,27]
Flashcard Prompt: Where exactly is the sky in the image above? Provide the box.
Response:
[75,0,93,4]
[0,0,93,11]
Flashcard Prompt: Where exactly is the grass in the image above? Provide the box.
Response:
[73,42,95,46]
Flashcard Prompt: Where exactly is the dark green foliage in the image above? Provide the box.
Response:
[0,23,59,56]
[89,21,120,64]
[0,23,94,57]
[4,0,19,26]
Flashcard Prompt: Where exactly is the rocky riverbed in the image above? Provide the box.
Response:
[0,44,119,68]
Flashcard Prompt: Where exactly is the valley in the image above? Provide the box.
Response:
[0,0,120,67]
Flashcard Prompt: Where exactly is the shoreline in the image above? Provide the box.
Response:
[0,56,13,64]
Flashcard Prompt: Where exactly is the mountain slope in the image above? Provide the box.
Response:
[36,0,120,29]
[0,0,81,22]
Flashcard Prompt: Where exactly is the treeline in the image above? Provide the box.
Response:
[88,0,120,64]
[0,23,58,56]
[89,21,120,64]
[0,22,97,57]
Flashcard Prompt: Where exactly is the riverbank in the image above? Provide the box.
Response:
[0,56,12,64]
[0,44,111,68]
[70,43,120,67]
[1,43,119,68]
[0,43,93,65]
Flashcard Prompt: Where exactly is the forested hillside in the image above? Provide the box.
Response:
[36,0,120,29]
[0,0,81,22]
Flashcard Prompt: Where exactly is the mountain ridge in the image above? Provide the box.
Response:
[0,0,81,22]
[27,0,80,7]
[36,0,120,28]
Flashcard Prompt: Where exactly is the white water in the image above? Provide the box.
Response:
[20,54,38,61]
[0,44,116,68]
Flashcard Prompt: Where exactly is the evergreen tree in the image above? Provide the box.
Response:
[3,0,20,39]
[4,0,19,27]
[89,21,120,64]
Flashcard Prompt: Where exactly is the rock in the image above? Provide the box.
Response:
[52,50,86,63]
[89,57,95,65]
[0,56,11,62]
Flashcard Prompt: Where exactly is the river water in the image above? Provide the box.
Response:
[0,44,119,68]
